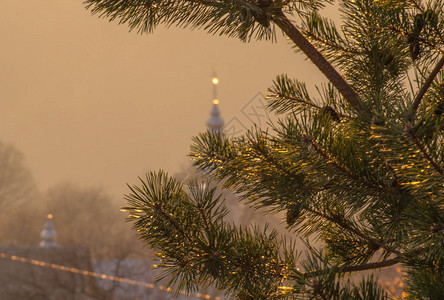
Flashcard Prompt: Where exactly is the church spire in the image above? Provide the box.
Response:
[207,74,224,132]
[39,214,58,248]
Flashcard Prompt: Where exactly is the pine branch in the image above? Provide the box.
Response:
[306,207,402,256]
[371,132,405,194]
[384,160,403,192]
[273,11,373,122]
[87,1,444,297]
[302,29,360,57]
[404,123,444,175]
[275,91,322,110]
[303,257,400,278]
[408,0,444,45]
[301,11,360,56]
[302,134,355,178]
[405,1,444,114]
[188,183,224,234]
[389,25,443,54]
[152,200,193,243]
[302,134,388,194]
[412,55,444,113]
[269,84,354,120]
[312,281,329,300]
[195,202,212,234]
[85,0,276,41]
[253,145,292,178]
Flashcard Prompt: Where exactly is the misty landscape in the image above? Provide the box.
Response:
[0,1,309,299]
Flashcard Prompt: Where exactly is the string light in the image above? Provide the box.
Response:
[0,252,219,300]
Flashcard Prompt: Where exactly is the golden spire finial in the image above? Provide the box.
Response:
[207,72,224,132]
[211,72,219,102]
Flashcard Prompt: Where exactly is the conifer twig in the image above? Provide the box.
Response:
[152,201,193,243]
[306,207,402,256]
[412,55,444,113]
[303,257,400,278]
[274,92,323,110]
[302,29,361,55]
[303,134,388,193]
[405,124,444,175]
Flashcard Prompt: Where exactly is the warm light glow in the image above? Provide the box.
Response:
[212,77,219,85]
[47,214,53,219]
[213,99,219,105]
[0,251,218,299]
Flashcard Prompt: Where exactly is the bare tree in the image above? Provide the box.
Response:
[0,141,42,245]
[0,141,37,215]
[45,183,146,260]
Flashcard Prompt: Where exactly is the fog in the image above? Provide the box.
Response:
[0,0,326,199]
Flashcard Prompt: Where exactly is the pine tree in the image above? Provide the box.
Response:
[85,1,444,298]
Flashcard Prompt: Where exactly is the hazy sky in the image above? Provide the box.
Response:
[1,1,325,199]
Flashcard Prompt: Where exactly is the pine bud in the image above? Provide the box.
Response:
[252,11,270,28]
[404,122,413,135]
[253,0,273,28]
[286,203,302,226]
[367,240,380,252]
[320,105,340,122]
[409,40,421,61]
[413,13,425,35]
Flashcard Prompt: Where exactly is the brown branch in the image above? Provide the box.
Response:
[303,257,400,278]
[412,55,444,113]
[273,12,373,122]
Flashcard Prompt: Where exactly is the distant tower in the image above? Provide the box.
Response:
[207,74,224,132]
[39,214,58,248]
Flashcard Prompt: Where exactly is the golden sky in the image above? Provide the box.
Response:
[0,0,324,199]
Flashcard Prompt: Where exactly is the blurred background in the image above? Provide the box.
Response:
[0,1,358,299]
[0,0,325,199]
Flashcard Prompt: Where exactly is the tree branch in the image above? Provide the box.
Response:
[405,123,444,175]
[273,12,373,122]
[412,55,444,113]
[303,134,390,194]
[302,29,361,55]
[303,257,400,278]
[306,207,402,256]
[275,92,323,110]
[152,202,193,243]
[195,200,212,234]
